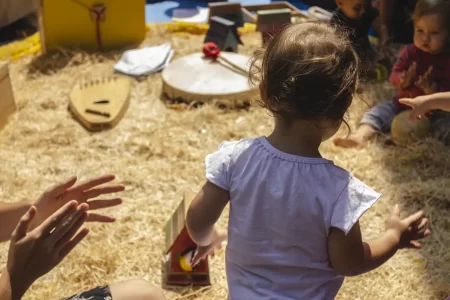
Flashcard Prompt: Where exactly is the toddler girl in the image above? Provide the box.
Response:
[334,0,450,148]
[185,22,430,299]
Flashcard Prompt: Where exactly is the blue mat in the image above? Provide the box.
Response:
[144,0,376,37]
[145,0,310,23]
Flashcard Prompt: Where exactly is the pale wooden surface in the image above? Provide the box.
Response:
[0,62,16,131]
[162,52,257,107]
[69,76,131,131]
[0,0,36,28]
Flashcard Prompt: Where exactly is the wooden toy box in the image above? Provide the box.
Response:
[37,0,146,52]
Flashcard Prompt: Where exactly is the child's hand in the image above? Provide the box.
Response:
[191,229,227,268]
[400,62,417,89]
[6,201,89,298]
[386,205,431,249]
[399,96,433,121]
[415,66,437,95]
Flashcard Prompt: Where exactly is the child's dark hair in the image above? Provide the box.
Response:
[413,0,450,26]
[249,22,359,125]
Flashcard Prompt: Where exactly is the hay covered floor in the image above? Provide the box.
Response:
[0,25,449,300]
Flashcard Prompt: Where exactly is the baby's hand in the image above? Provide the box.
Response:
[400,62,417,89]
[386,205,431,249]
[415,66,437,95]
[191,229,227,267]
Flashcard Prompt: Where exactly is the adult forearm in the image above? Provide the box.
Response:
[0,269,31,300]
[0,202,31,243]
[380,0,396,31]
[0,270,12,300]
[425,92,450,112]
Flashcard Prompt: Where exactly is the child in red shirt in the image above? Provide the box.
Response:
[334,0,450,147]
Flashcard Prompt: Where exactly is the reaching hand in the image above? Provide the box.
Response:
[399,62,417,89]
[7,201,89,299]
[415,66,437,95]
[191,229,227,268]
[399,96,433,121]
[33,174,124,227]
[386,205,431,249]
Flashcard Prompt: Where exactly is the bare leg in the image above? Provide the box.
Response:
[110,279,166,300]
[333,124,377,148]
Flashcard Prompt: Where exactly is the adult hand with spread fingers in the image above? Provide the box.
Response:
[2,201,90,300]
[0,175,167,300]
[33,174,124,227]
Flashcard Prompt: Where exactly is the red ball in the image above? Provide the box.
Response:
[203,42,220,59]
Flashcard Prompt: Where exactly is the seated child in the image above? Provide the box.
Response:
[330,0,388,74]
[334,0,450,148]
[185,22,430,300]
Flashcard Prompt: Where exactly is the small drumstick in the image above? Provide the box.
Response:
[202,42,249,76]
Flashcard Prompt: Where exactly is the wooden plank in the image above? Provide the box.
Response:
[244,1,308,18]
[165,191,194,253]
[183,191,196,217]
[0,62,16,131]
[34,0,47,54]
[242,1,316,25]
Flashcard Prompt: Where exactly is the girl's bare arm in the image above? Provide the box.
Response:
[328,206,429,277]
[328,222,399,276]
[186,181,229,246]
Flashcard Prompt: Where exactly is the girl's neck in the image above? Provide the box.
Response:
[267,118,325,158]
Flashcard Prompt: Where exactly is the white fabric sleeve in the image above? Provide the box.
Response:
[204,141,236,191]
[330,176,381,235]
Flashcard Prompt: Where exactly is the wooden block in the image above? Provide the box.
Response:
[205,16,243,52]
[37,0,146,52]
[257,8,291,24]
[256,8,291,32]
[164,192,211,287]
[208,2,244,27]
[0,62,16,131]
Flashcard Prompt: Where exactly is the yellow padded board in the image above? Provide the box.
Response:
[41,0,145,52]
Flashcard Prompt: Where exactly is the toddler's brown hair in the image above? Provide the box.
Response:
[249,22,359,124]
[413,0,450,26]
[413,0,450,47]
